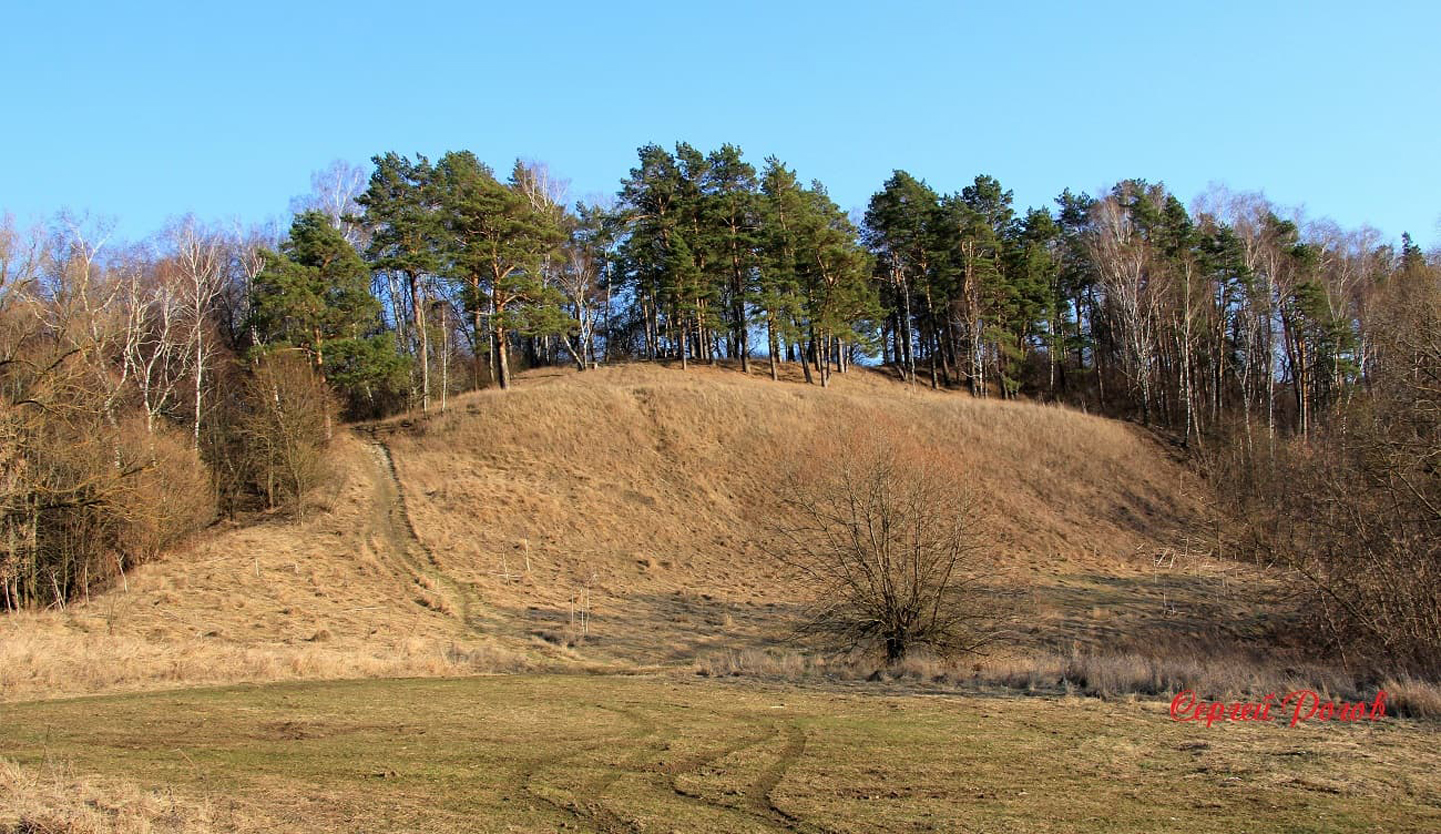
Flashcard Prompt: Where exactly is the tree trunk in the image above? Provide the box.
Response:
[410,272,429,411]
[767,313,779,381]
[192,322,204,449]
[899,278,916,385]
[495,325,511,390]
[471,278,486,390]
[680,316,689,371]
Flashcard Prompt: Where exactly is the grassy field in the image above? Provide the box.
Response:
[4,673,1439,833]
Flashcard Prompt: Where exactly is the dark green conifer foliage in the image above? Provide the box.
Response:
[356,152,441,406]
[250,211,409,414]
[432,152,566,390]
[702,144,760,370]
[864,171,942,385]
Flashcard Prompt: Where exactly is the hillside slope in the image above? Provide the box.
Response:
[2,362,1261,701]
[381,363,1245,664]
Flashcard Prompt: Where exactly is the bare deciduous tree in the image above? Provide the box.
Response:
[771,427,1001,662]
[167,216,225,447]
[291,159,370,249]
[239,351,337,514]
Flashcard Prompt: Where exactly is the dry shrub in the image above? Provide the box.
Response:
[203,352,337,516]
[241,353,335,512]
[1206,271,1441,680]
[112,421,216,565]
[1,415,213,611]
[771,419,1008,663]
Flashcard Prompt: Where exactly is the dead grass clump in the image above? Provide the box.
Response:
[0,629,532,703]
[0,758,257,833]
[1054,651,1364,702]
[694,648,814,679]
[690,643,1436,718]
[1381,676,1441,719]
[444,641,535,672]
[414,590,453,615]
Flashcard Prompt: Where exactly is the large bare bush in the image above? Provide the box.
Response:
[1215,266,1441,677]
[772,426,1000,662]
[0,217,220,609]
[238,352,337,513]
[0,412,213,609]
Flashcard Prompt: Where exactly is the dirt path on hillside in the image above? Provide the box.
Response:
[363,439,490,634]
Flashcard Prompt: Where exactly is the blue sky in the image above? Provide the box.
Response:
[3,1,1437,246]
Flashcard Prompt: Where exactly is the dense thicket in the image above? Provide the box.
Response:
[2,143,1437,676]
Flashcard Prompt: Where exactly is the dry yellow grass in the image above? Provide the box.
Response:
[0,758,272,833]
[6,675,1439,833]
[383,362,1246,664]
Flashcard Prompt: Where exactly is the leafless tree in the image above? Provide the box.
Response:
[239,351,336,513]
[165,216,225,446]
[1087,186,1160,423]
[557,229,604,370]
[290,159,370,249]
[1,216,214,610]
[771,427,1001,662]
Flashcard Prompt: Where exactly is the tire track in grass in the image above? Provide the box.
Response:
[513,703,659,833]
[630,709,831,833]
[525,704,812,832]
[659,718,798,830]
[748,722,826,833]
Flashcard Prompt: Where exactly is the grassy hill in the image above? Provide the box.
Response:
[2,361,1266,701]
[382,362,1250,664]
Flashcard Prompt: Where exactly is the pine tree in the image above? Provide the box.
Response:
[616,144,686,361]
[702,144,760,372]
[864,171,941,385]
[1053,188,1100,399]
[433,152,567,390]
[758,157,808,380]
[1005,208,1059,397]
[796,181,876,386]
[674,143,724,363]
[250,211,408,413]
[356,152,441,407]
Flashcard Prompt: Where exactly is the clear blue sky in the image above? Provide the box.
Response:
[3,1,1437,247]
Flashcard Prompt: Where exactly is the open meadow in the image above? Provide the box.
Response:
[6,674,1440,833]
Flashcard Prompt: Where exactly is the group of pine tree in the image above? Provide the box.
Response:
[268,144,883,404]
[243,142,1426,451]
